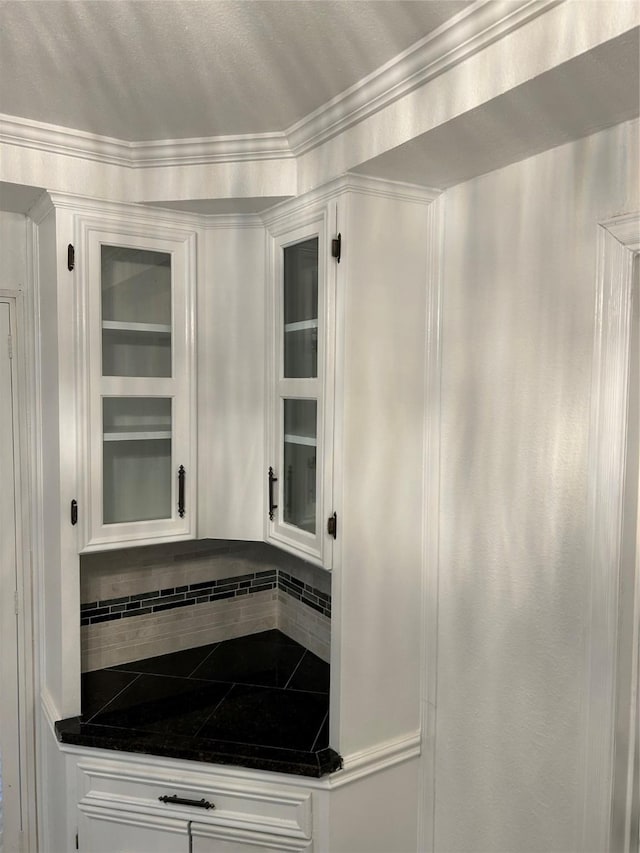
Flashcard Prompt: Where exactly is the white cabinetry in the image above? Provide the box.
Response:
[77,215,197,550]
[36,175,439,853]
[265,207,335,567]
[73,755,313,853]
[266,175,438,758]
[33,194,198,556]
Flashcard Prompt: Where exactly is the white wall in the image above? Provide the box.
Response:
[0,211,27,288]
[435,118,639,853]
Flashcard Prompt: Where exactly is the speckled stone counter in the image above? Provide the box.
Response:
[56,629,342,778]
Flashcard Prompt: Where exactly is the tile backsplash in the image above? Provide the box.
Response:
[81,540,331,670]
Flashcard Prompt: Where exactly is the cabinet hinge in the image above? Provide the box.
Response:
[70,499,78,526]
[7,334,12,359]
[14,590,19,616]
[67,243,75,271]
[331,232,341,263]
[327,512,337,539]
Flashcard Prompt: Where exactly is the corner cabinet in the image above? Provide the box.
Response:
[76,215,197,550]
[265,206,336,569]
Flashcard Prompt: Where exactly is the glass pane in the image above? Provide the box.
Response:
[103,398,172,524]
[283,238,318,378]
[283,399,317,534]
[101,246,172,377]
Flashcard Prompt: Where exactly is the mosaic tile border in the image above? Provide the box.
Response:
[279,571,331,618]
[81,568,331,626]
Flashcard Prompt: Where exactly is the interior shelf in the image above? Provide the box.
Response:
[284,433,317,447]
[103,430,171,442]
[284,319,318,333]
[102,321,172,334]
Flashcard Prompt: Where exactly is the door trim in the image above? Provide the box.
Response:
[581,212,640,853]
[0,291,38,853]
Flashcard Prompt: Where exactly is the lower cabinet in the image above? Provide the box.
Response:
[74,755,314,853]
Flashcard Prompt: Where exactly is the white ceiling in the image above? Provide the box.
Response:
[0,0,637,215]
[0,0,472,141]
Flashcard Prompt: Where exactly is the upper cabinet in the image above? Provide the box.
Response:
[78,218,197,550]
[32,196,198,554]
[265,206,336,568]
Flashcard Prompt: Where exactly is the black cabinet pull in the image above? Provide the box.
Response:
[159,794,214,810]
[70,499,78,526]
[178,465,186,518]
[268,466,278,520]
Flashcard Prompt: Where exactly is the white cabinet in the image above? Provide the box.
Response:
[265,175,437,759]
[33,194,198,554]
[77,216,197,550]
[265,206,336,568]
[73,755,313,853]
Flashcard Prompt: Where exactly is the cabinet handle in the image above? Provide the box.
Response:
[268,466,278,520]
[159,794,214,810]
[178,465,186,518]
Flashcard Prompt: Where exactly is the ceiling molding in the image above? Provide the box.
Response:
[29,190,264,229]
[128,133,292,168]
[0,113,291,169]
[0,0,566,173]
[0,114,134,168]
[340,173,441,204]
[285,0,566,156]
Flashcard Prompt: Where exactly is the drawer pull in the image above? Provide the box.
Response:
[159,794,214,810]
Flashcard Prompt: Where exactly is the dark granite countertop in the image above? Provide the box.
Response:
[56,629,342,778]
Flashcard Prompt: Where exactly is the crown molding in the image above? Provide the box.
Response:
[340,173,441,204]
[0,114,134,167]
[286,0,566,155]
[0,0,566,173]
[129,134,292,167]
[261,172,440,228]
[27,190,264,229]
[0,113,291,169]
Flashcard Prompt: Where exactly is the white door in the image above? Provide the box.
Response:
[0,301,21,853]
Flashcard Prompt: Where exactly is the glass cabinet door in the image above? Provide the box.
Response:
[283,399,317,534]
[83,219,195,550]
[267,209,334,568]
[283,238,318,379]
[102,397,172,524]
[101,246,172,378]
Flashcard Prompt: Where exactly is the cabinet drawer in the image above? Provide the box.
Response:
[76,758,313,840]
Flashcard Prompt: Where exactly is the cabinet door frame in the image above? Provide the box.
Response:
[265,204,336,568]
[77,803,190,852]
[76,214,197,550]
[190,821,313,851]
